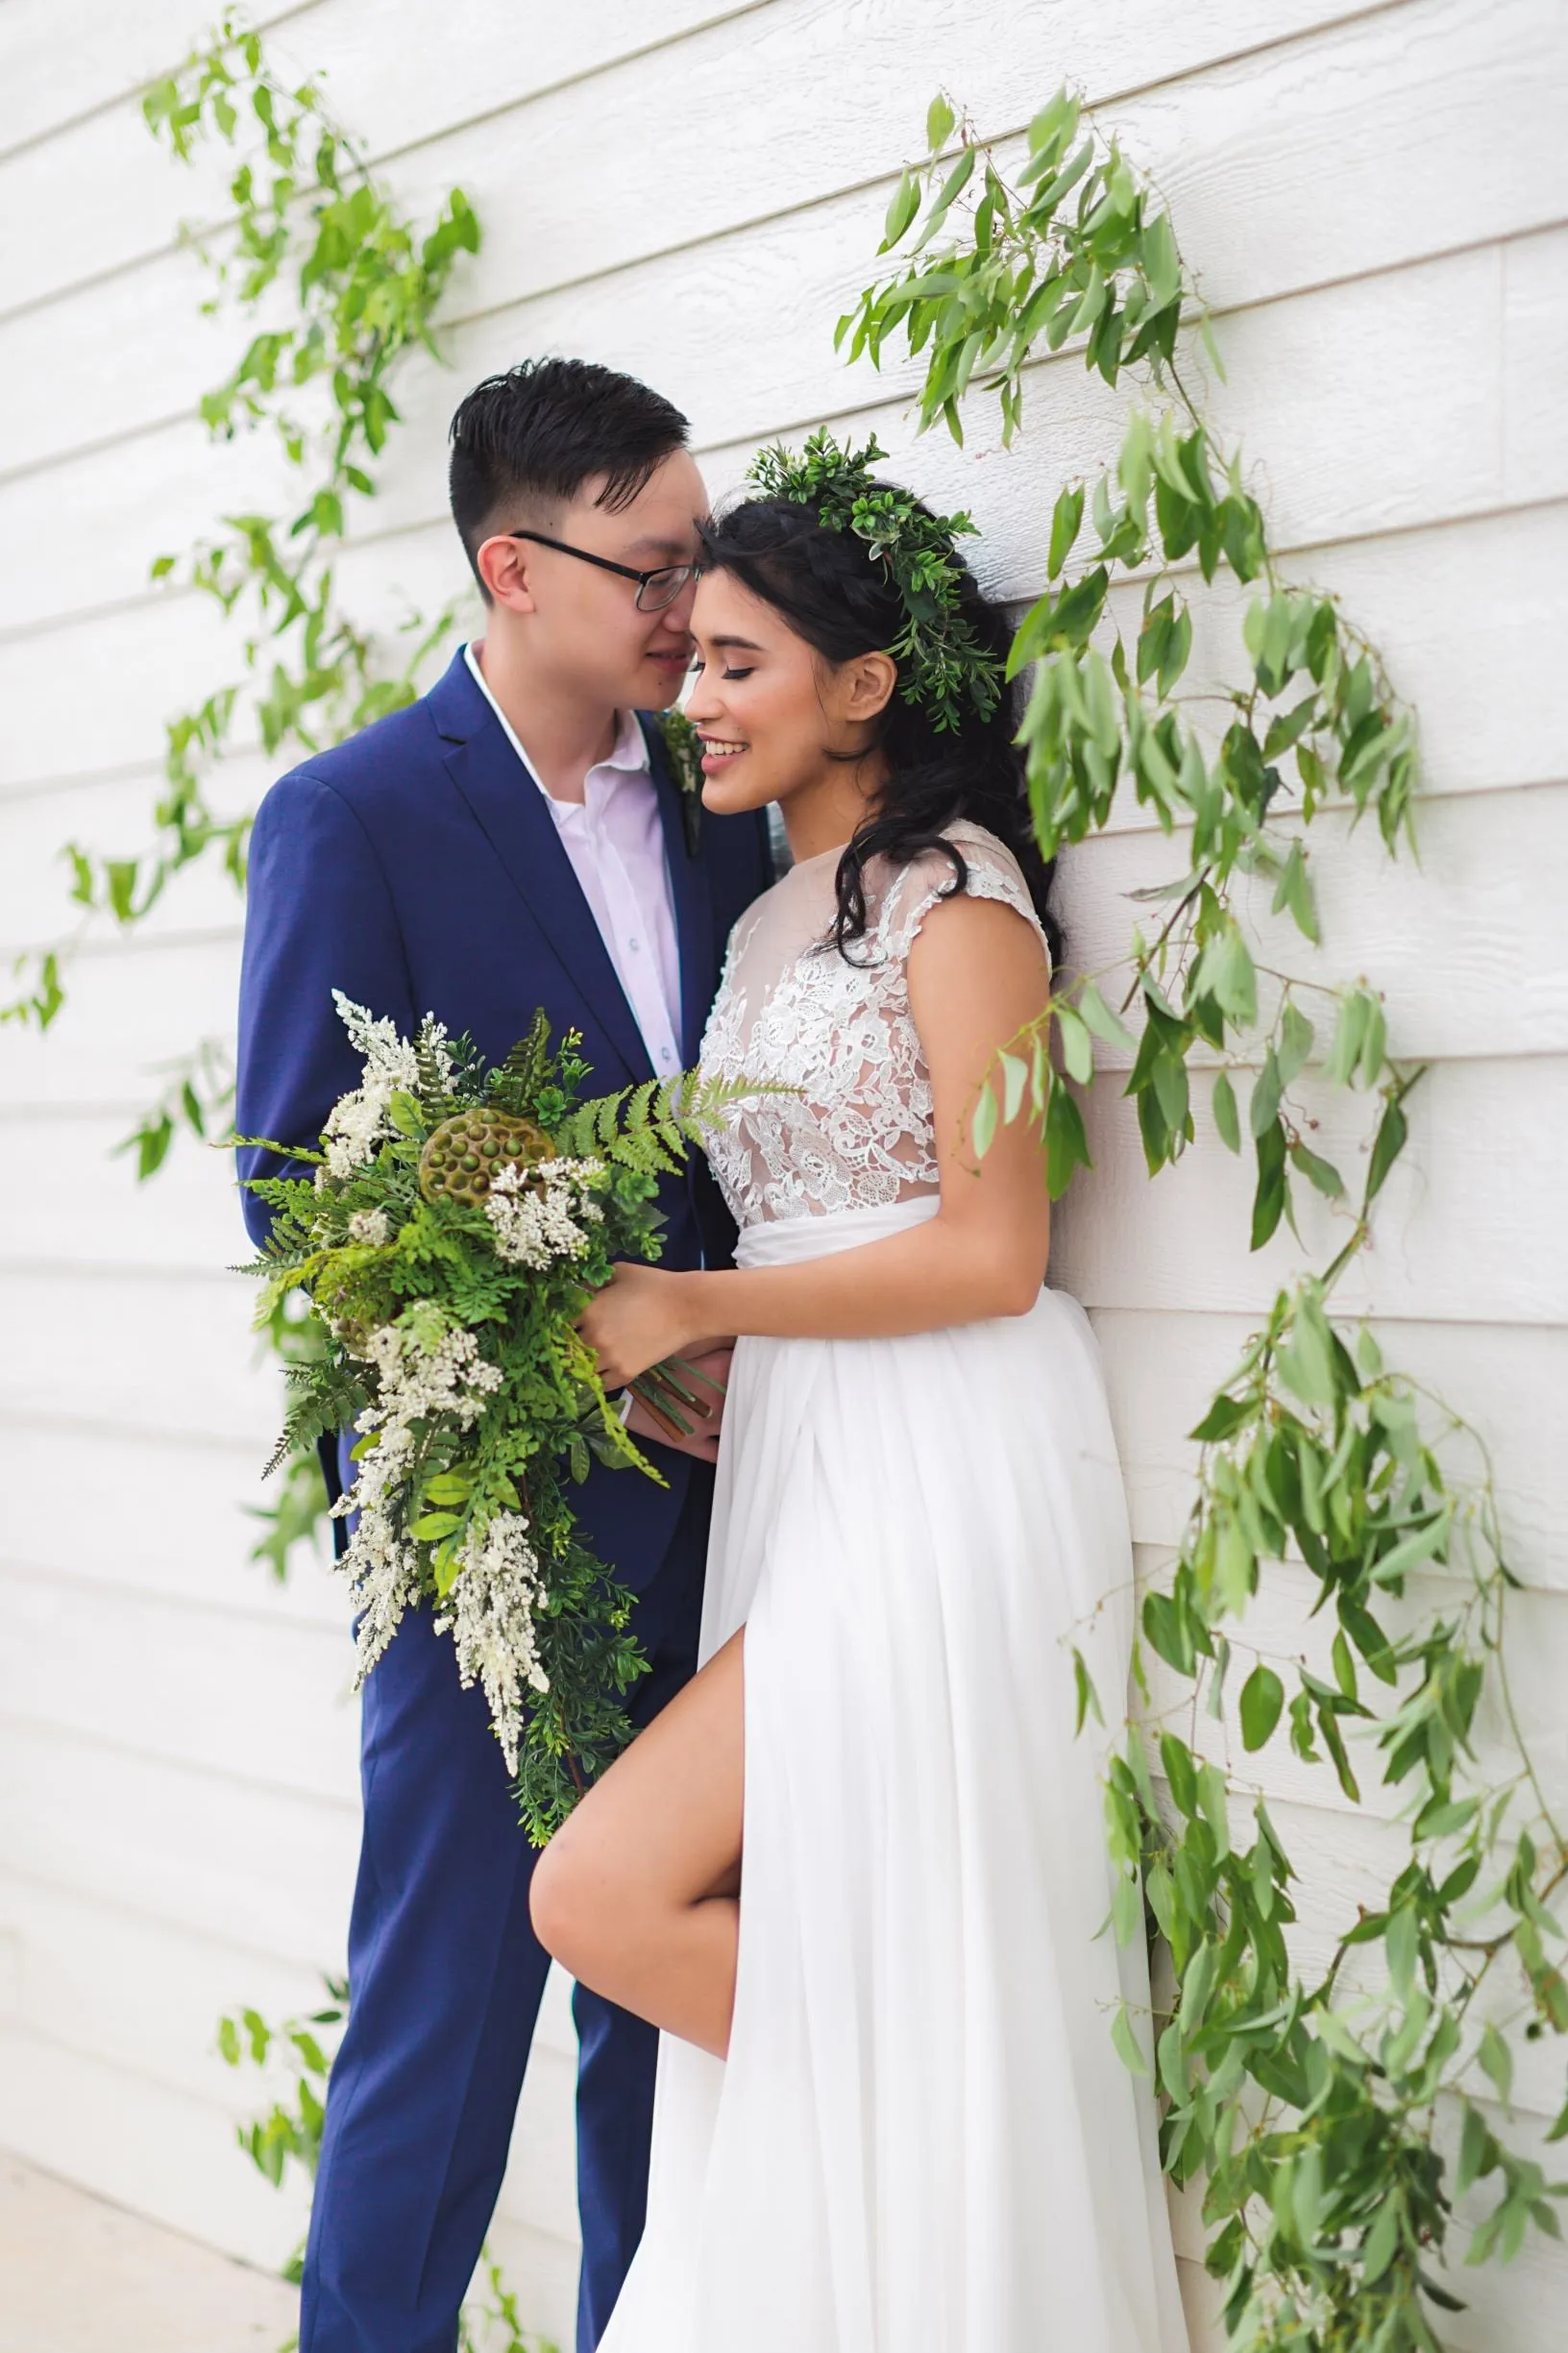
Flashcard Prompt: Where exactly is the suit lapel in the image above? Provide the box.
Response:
[641,714,714,1066]
[431,652,652,1084]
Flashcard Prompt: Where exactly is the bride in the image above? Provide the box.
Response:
[530,436,1189,2352]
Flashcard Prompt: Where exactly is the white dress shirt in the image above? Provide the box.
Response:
[464,643,684,1079]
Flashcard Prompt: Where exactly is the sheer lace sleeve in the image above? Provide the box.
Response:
[698,823,1048,1229]
[877,824,1050,969]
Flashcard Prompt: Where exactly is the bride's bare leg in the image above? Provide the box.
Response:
[529,1630,744,2059]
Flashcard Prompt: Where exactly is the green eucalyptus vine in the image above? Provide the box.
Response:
[845,87,1567,2346]
[3,9,479,1182]
[4,11,482,1580]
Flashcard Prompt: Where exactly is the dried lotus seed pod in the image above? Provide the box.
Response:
[418,1108,553,1206]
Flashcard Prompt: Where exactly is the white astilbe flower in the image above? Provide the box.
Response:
[347,1207,390,1246]
[484,1156,606,1270]
[434,1511,551,1774]
[333,1311,503,1688]
[322,993,454,1179]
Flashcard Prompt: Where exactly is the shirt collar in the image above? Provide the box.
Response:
[596,705,651,774]
[463,641,649,799]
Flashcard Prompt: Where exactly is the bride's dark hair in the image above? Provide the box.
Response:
[696,488,1060,967]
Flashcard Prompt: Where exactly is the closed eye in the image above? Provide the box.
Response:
[690,661,755,681]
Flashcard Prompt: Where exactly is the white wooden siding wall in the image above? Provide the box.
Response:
[1,0,1564,2340]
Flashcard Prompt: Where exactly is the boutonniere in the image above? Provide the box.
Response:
[658,708,705,858]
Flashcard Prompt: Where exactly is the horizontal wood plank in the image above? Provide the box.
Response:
[0,1867,576,2108]
[0,2020,311,2272]
[0,0,1409,325]
[1096,1311,1568,1585]
[1053,1055,1568,1325]
[0,1720,355,1969]
[0,933,245,1111]
[0,0,314,158]
[0,1568,359,1802]
[6,0,1567,495]
[0,1260,278,1448]
[0,1104,257,1263]
[1057,781,1568,1058]
[0,1417,342,1625]
[5,235,1564,806]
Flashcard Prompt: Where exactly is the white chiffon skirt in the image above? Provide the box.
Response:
[598,1198,1188,2352]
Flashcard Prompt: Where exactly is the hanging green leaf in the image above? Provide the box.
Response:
[1271,839,1320,944]
[1047,481,1085,578]
[1072,1647,1105,1734]
[1365,1084,1412,1203]
[1239,1662,1285,1752]
[1077,981,1136,1055]
[925,92,956,153]
[1111,2004,1151,2078]
[1211,1069,1241,1153]
[1055,1002,1095,1085]
[1044,1072,1093,1197]
[883,170,921,250]
[1250,1116,1288,1250]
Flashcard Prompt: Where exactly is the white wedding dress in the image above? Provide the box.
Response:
[598,822,1188,2352]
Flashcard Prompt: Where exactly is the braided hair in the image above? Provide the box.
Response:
[696,491,1061,966]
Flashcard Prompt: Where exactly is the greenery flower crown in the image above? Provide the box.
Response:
[744,429,1003,734]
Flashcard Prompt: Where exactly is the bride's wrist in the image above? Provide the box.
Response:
[673,1268,723,1353]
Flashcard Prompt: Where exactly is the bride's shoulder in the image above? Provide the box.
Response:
[874,823,1046,960]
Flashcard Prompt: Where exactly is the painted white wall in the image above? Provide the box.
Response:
[1,2,1564,2342]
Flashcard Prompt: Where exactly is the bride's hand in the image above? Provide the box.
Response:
[579,1262,706,1389]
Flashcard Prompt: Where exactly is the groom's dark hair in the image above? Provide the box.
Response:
[449,357,691,596]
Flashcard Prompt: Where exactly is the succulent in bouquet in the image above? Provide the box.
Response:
[239,993,752,1843]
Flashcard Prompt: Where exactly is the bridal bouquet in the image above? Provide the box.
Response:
[241,993,747,1842]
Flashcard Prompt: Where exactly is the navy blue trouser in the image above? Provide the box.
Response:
[300,1470,711,2353]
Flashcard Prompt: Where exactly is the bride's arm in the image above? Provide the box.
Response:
[579,894,1051,1387]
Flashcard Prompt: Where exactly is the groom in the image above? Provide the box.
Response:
[235,358,772,2351]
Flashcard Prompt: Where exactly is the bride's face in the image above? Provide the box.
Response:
[685,570,895,819]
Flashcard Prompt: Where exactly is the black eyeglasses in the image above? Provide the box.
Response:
[506,529,703,613]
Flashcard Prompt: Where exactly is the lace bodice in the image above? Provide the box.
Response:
[699,821,1048,1228]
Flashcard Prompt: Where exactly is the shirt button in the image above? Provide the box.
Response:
[628,938,641,953]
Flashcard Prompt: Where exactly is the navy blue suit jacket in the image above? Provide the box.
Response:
[236,645,772,1583]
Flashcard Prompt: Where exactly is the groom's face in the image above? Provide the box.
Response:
[485,449,707,711]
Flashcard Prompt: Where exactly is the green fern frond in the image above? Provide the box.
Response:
[621,1129,684,1177]
[557,1069,792,1169]
[414,1019,461,1120]
[233,1130,328,1165]
[625,1077,659,1132]
[263,1359,365,1480]
[488,1012,552,1114]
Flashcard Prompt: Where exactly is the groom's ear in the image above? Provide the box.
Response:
[475,531,539,614]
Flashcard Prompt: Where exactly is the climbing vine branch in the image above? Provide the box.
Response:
[845,86,1567,2347]
[3,9,479,1176]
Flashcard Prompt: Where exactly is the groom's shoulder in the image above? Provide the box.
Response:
[253,661,466,848]
[264,695,441,817]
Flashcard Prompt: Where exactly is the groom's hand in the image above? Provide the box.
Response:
[623,1345,733,1466]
